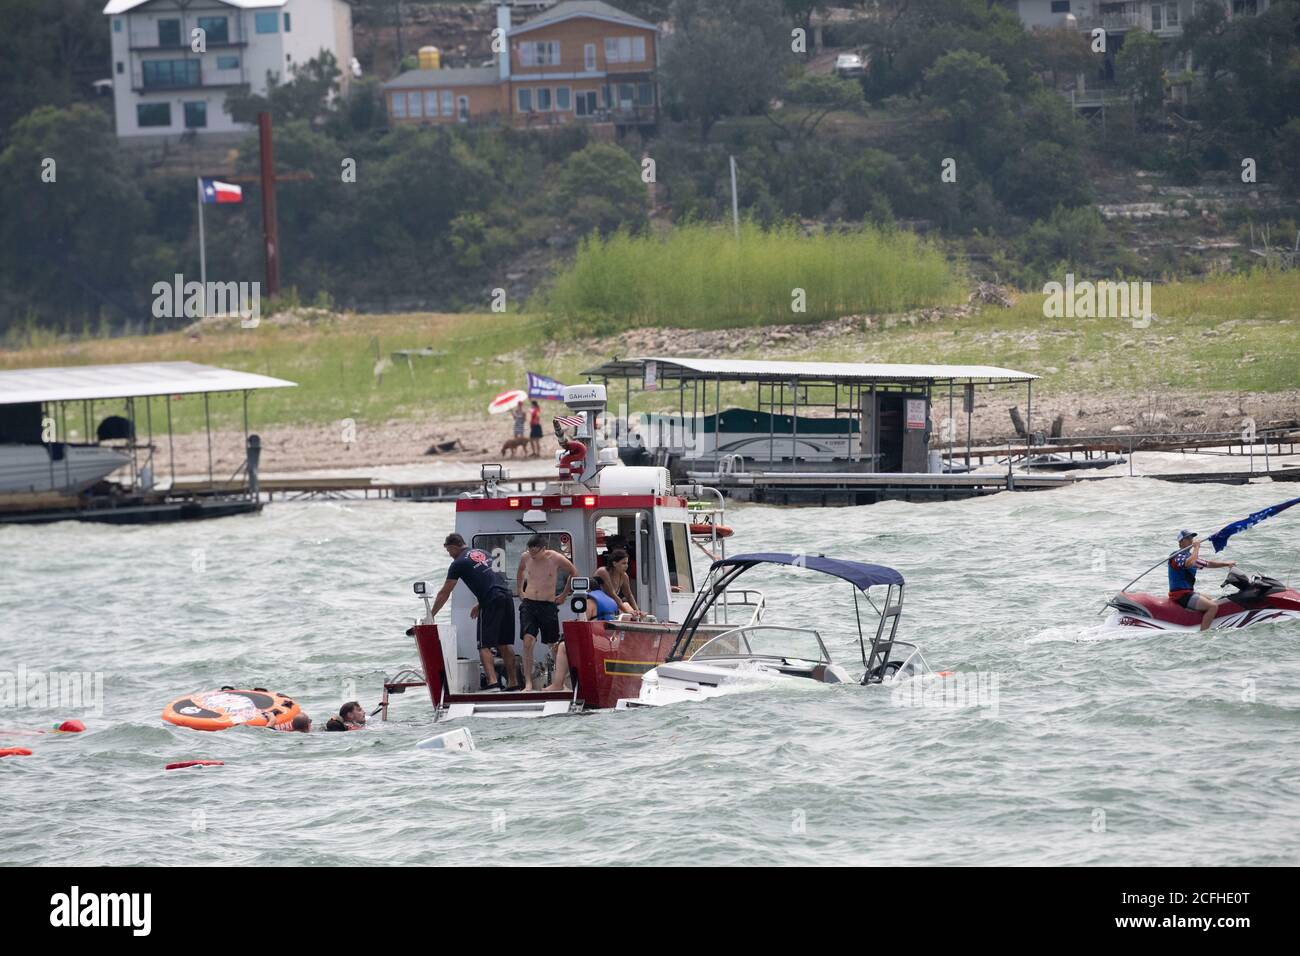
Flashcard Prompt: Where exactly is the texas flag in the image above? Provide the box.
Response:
[200,178,242,204]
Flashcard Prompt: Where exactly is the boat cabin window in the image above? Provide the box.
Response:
[595,515,638,572]
[662,521,694,593]
[471,532,573,596]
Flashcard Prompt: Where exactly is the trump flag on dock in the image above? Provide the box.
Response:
[527,372,565,401]
[200,178,243,204]
[1208,496,1300,552]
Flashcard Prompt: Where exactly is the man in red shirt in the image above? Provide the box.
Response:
[528,401,543,457]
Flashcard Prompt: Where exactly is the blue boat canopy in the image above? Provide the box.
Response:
[711,552,904,590]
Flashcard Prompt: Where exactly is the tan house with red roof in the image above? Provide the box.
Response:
[382,1,658,128]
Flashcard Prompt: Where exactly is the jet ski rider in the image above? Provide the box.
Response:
[1169,529,1237,631]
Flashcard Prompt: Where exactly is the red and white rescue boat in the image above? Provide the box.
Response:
[380,384,762,721]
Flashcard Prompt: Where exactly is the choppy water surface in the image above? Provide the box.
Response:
[3,479,1299,866]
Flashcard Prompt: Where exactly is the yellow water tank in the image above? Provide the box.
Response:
[418,46,441,71]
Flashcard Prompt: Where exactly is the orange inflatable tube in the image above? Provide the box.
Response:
[162,688,300,732]
[1,747,33,758]
[689,523,734,538]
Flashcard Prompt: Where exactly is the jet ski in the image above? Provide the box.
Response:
[1106,569,1300,632]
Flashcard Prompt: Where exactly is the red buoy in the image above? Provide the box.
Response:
[165,760,225,770]
[55,720,85,733]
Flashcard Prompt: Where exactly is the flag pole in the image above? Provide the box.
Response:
[196,176,207,314]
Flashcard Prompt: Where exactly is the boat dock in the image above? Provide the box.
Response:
[695,470,1074,506]
[169,473,554,502]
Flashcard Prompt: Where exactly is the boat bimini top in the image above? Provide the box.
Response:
[667,551,916,685]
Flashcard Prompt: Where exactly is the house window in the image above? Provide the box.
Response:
[116,61,124,74]
[255,12,278,33]
[216,55,240,70]
[519,41,560,67]
[537,87,552,110]
[555,86,571,110]
[1232,0,1258,14]
[197,16,228,44]
[636,82,653,106]
[517,87,533,112]
[113,19,122,33]
[575,90,597,116]
[284,13,291,32]
[584,43,596,71]
[604,36,646,63]
[391,93,407,118]
[136,102,171,127]
[158,19,181,47]
[442,90,454,116]
[1050,0,1070,11]
[141,59,200,88]
[617,83,634,106]
[458,95,469,121]
[406,92,422,117]
[184,101,207,128]
[424,90,439,117]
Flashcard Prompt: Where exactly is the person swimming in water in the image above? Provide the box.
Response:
[1169,528,1237,631]
[325,701,367,731]
[270,713,311,733]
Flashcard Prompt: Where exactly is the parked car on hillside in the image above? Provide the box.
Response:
[834,52,865,78]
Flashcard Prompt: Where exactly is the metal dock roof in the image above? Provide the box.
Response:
[0,361,297,406]
[582,357,1037,385]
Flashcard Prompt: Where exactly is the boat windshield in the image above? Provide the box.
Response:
[690,625,829,664]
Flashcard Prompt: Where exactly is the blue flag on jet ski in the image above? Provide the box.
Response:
[1208,496,1300,552]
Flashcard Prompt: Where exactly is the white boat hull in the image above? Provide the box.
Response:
[0,444,131,494]
[616,658,848,709]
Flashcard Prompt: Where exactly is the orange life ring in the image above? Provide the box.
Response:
[162,688,301,732]
[0,747,33,758]
[690,523,734,538]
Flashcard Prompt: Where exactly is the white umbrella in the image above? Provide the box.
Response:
[488,389,528,414]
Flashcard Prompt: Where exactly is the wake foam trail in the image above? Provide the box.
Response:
[1026,621,1145,645]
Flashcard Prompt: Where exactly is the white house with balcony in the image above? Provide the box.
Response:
[1015,0,1270,36]
[103,0,354,139]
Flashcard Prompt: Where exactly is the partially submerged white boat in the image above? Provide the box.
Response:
[617,552,936,709]
[0,443,131,494]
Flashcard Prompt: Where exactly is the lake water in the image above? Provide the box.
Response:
[3,478,1299,865]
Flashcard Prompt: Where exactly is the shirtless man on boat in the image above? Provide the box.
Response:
[516,535,579,691]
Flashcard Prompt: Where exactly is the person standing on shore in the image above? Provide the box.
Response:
[516,535,579,691]
[511,402,526,444]
[428,533,521,690]
[528,400,543,457]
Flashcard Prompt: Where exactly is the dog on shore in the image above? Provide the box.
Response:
[501,435,531,457]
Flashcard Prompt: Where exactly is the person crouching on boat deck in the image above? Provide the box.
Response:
[542,577,622,692]
[430,533,521,691]
[1169,529,1236,631]
[595,548,642,620]
[516,535,579,692]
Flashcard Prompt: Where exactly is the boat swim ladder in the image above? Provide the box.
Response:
[861,583,904,684]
